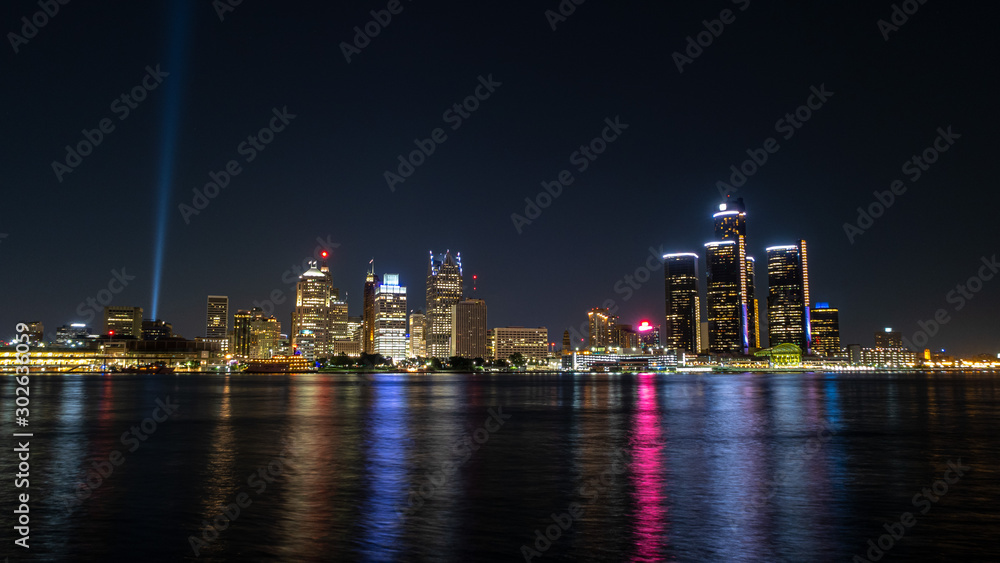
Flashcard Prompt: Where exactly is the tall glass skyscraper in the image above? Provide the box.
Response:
[766,240,811,352]
[292,261,332,357]
[425,250,463,359]
[663,253,701,353]
[704,241,745,353]
[710,197,751,353]
[362,263,380,355]
[374,273,407,362]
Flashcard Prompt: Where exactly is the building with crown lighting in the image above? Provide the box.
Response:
[663,253,701,353]
[362,263,379,355]
[426,251,463,358]
[766,240,811,352]
[636,321,661,350]
[291,261,332,357]
[374,273,407,362]
[710,197,752,353]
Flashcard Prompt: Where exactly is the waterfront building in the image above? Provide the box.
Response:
[704,241,744,353]
[103,306,143,338]
[663,253,701,353]
[810,303,841,356]
[374,273,407,361]
[490,327,548,362]
[766,240,811,352]
[206,295,228,339]
[425,250,463,358]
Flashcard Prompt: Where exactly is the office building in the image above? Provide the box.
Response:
[875,328,904,348]
[374,273,407,361]
[362,263,380,355]
[103,306,143,338]
[636,321,661,350]
[490,327,548,362]
[587,307,617,349]
[663,253,701,353]
[613,324,638,351]
[451,299,487,358]
[746,256,760,349]
[206,295,228,339]
[810,303,841,357]
[711,197,751,352]
[19,321,44,344]
[704,241,744,353]
[55,324,90,347]
[233,307,281,359]
[409,311,426,358]
[141,319,173,340]
[291,261,332,357]
[425,250,463,358]
[766,240,811,352]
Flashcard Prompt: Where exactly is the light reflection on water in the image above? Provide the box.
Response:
[1,371,998,562]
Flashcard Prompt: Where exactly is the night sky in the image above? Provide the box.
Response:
[3,0,998,355]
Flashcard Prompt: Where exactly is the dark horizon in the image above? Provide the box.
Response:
[2,0,999,355]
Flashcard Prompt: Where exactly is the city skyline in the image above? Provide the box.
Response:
[2,2,998,357]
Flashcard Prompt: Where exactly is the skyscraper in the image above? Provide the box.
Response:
[233,307,281,359]
[766,240,811,352]
[409,311,426,358]
[587,307,617,349]
[710,197,751,353]
[103,306,143,337]
[206,295,228,338]
[291,261,332,357]
[811,303,841,356]
[451,299,487,358]
[362,262,380,355]
[746,256,760,349]
[374,273,407,361]
[704,241,744,353]
[663,253,701,353]
[875,327,904,348]
[425,250,463,359]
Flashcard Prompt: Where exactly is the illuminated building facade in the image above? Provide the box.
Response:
[233,307,281,359]
[206,295,228,339]
[663,253,701,353]
[490,327,548,361]
[746,256,760,349]
[875,328,904,348]
[587,307,617,349]
[409,311,426,358]
[451,299,487,358]
[425,250,463,358]
[711,197,751,353]
[55,324,90,347]
[766,240,811,352]
[704,241,744,353]
[636,321,661,350]
[374,273,407,362]
[362,265,380,355]
[103,306,143,338]
[291,261,332,357]
[810,303,841,356]
[20,321,44,344]
[613,324,638,351]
